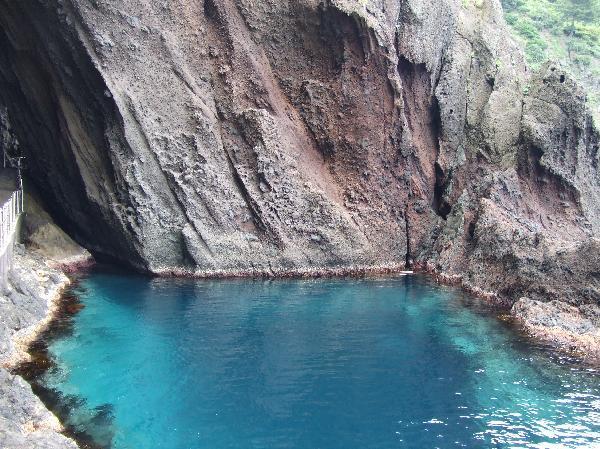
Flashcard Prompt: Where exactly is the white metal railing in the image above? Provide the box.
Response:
[0,189,23,289]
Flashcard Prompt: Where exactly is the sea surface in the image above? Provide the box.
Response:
[36,271,600,449]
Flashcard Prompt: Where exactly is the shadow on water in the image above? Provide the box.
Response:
[12,274,117,449]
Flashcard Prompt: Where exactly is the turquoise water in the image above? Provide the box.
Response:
[39,272,600,449]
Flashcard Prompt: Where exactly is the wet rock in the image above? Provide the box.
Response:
[513,298,598,335]
[513,297,600,360]
[0,368,78,449]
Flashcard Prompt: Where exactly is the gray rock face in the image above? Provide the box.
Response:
[0,246,67,364]
[0,1,597,307]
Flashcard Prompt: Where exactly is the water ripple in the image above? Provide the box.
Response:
[34,274,600,449]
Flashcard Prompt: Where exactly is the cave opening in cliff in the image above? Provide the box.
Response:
[0,1,144,268]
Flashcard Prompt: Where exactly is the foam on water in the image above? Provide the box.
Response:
[37,272,600,449]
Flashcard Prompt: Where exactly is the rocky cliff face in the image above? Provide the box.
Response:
[0,1,597,312]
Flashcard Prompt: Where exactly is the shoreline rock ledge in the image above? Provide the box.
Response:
[0,189,92,449]
[513,297,600,362]
[0,246,79,449]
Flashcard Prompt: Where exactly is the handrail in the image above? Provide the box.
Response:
[0,189,23,289]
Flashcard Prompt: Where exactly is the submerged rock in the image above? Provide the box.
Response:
[0,368,78,449]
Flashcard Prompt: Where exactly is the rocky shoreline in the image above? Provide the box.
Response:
[512,297,600,362]
[423,263,600,364]
[0,245,79,449]
[1,244,599,449]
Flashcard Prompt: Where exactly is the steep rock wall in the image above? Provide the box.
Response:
[0,0,597,311]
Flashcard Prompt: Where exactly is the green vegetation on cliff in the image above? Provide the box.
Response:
[501,0,599,121]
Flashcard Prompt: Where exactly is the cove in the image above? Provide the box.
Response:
[31,271,600,449]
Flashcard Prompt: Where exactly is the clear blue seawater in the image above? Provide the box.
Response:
[38,272,600,449]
